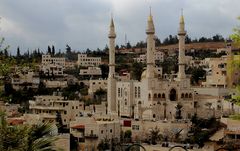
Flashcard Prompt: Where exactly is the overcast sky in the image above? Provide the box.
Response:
[0,0,240,54]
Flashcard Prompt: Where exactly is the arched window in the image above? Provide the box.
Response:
[162,93,165,98]
[158,93,161,98]
[189,93,192,98]
[134,87,137,98]
[181,93,184,98]
[148,93,151,98]
[185,93,188,98]
[138,87,141,98]
[154,93,157,98]
[169,89,177,101]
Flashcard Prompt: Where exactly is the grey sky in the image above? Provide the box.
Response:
[0,0,240,54]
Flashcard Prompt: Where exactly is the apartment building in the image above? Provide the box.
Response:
[11,71,40,90]
[79,67,102,76]
[41,54,65,76]
[77,54,101,67]
[29,94,84,128]
[203,55,240,88]
[133,51,165,63]
[70,116,120,150]
[88,79,107,95]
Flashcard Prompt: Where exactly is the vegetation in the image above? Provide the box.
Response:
[149,126,162,145]
[0,112,59,151]
[186,115,221,147]
[97,138,110,151]
[186,67,206,85]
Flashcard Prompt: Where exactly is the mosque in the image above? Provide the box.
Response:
[107,11,220,120]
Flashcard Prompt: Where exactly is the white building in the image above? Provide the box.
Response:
[202,56,228,88]
[77,54,101,67]
[79,67,102,76]
[41,54,65,76]
[133,51,165,63]
[11,71,40,90]
[29,94,84,128]
[70,116,120,150]
[106,12,226,121]
[88,79,107,95]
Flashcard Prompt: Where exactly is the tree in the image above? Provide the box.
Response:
[124,130,132,143]
[97,138,110,151]
[0,112,59,151]
[56,111,64,133]
[52,45,55,55]
[231,17,240,47]
[47,45,51,54]
[126,41,132,49]
[17,46,21,58]
[175,103,183,119]
[99,64,109,79]
[131,62,145,81]
[149,126,162,145]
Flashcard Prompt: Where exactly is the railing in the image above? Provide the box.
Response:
[84,133,98,138]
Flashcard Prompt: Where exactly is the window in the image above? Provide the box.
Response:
[118,88,121,97]
[181,93,184,98]
[138,87,141,98]
[132,125,139,130]
[135,87,137,98]
[110,129,112,133]
[64,111,67,114]
[72,106,74,109]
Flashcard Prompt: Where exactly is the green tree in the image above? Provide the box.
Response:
[17,46,21,58]
[175,103,183,119]
[0,112,59,151]
[149,126,162,145]
[131,62,145,81]
[230,17,240,47]
[97,138,110,151]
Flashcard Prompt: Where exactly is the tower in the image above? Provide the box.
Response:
[177,11,186,80]
[107,17,117,113]
[146,9,155,79]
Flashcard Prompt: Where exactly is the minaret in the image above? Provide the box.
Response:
[107,17,117,114]
[146,8,155,79]
[177,10,186,80]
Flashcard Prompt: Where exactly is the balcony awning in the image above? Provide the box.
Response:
[71,124,85,129]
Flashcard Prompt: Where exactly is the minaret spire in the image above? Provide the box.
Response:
[146,7,155,79]
[177,10,186,80]
[107,16,117,114]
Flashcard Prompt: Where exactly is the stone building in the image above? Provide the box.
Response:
[70,116,120,150]
[106,12,196,120]
[77,53,101,67]
[41,54,65,76]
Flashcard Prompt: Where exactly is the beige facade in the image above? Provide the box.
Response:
[77,53,101,67]
[29,94,84,128]
[79,66,102,76]
[203,56,228,87]
[134,51,164,63]
[70,116,120,150]
[88,79,107,95]
[11,71,40,90]
[41,54,65,76]
[44,80,68,88]
[111,13,196,121]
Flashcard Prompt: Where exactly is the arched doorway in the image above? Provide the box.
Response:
[169,88,177,101]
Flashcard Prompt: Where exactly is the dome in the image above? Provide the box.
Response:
[141,70,147,80]
[141,69,159,80]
